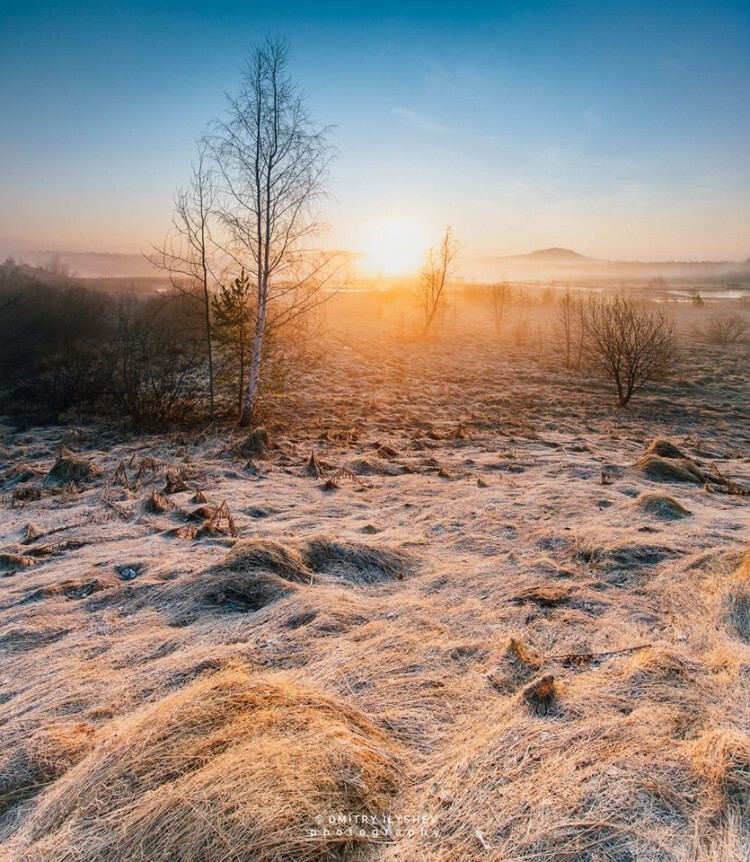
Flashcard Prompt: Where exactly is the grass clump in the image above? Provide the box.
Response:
[47,451,101,484]
[159,539,311,619]
[302,535,415,584]
[347,456,404,477]
[221,538,311,583]
[647,438,686,459]
[233,426,270,457]
[487,637,543,694]
[9,669,400,862]
[722,554,750,644]
[690,728,750,817]
[635,453,706,484]
[635,492,692,520]
[0,721,97,816]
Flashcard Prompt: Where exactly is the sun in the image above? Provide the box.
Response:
[357,217,428,277]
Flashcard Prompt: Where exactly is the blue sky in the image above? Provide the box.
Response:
[1,0,749,263]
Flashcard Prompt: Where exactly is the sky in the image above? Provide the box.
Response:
[1,0,749,268]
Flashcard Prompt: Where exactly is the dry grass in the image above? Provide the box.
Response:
[722,553,750,645]
[690,728,750,817]
[46,450,101,484]
[1,298,750,861]
[7,669,401,862]
[302,536,416,584]
[635,492,693,520]
[635,453,706,484]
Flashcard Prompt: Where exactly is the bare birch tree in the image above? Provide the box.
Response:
[208,37,335,425]
[149,142,217,417]
[419,226,459,335]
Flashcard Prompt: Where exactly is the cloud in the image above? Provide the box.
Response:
[392,107,451,134]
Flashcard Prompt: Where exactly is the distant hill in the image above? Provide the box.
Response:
[6,244,750,286]
[462,247,750,284]
[511,247,595,264]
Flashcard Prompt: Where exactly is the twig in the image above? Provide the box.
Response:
[102,498,131,520]
[192,420,215,446]
[706,462,749,496]
[548,643,652,666]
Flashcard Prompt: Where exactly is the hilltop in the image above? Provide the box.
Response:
[507,246,595,264]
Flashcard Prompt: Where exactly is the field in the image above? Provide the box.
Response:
[1,292,749,862]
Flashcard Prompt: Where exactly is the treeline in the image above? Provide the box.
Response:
[0,260,312,426]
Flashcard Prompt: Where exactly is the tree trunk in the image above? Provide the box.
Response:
[242,286,267,426]
[237,320,245,418]
[202,280,215,419]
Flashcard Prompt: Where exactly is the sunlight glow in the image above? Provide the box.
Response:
[357,217,428,277]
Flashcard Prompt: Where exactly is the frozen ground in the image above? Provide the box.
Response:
[1,311,749,861]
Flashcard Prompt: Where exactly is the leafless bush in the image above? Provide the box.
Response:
[0,258,211,426]
[0,257,321,427]
[699,310,750,345]
[0,266,111,419]
[488,280,513,333]
[109,294,206,427]
[509,289,532,346]
[584,294,676,407]
[150,143,218,417]
[554,288,586,369]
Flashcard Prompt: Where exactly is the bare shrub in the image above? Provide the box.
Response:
[0,266,111,420]
[488,280,513,334]
[584,294,676,407]
[150,143,218,417]
[554,288,586,369]
[109,294,206,427]
[699,310,750,345]
[510,290,531,347]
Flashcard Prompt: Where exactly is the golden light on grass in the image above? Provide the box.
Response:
[2,294,750,862]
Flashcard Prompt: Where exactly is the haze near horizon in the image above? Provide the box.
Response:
[2,0,749,269]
